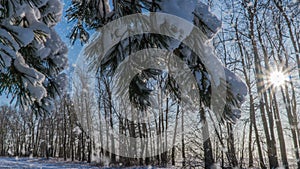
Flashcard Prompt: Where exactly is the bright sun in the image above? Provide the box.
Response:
[269,70,288,88]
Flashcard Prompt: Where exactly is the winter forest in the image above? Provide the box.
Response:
[0,0,300,168]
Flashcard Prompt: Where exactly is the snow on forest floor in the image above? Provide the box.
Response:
[0,157,98,168]
[0,157,173,169]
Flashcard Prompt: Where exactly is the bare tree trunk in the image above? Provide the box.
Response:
[256,15,280,168]
[161,96,169,165]
[130,105,137,165]
[63,100,67,161]
[105,81,116,163]
[248,118,253,167]
[200,108,214,168]
[96,76,104,158]
[240,122,247,168]
[273,91,289,168]
[227,123,238,167]
[273,0,300,79]
[234,18,265,168]
[172,104,180,166]
[246,1,279,167]
[143,122,150,165]
[181,107,186,167]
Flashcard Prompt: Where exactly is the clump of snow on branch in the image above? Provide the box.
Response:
[157,1,222,40]
[0,0,68,109]
[14,54,47,101]
[158,0,196,22]
[157,0,247,122]
[84,0,247,123]
[193,2,222,39]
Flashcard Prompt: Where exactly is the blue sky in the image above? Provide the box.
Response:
[55,0,84,65]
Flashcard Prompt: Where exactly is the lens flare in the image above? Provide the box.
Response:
[269,70,288,88]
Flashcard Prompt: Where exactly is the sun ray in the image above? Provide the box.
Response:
[256,62,295,94]
[263,64,291,91]
[269,70,288,88]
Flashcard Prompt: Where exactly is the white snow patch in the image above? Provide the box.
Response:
[211,163,222,169]
[153,0,197,50]
[158,0,196,22]
[193,2,222,39]
[247,2,254,7]
[276,166,286,169]
[225,68,248,103]
[73,126,82,135]
[14,54,47,101]
[5,25,35,47]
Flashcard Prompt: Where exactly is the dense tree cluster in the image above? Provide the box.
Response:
[1,0,300,168]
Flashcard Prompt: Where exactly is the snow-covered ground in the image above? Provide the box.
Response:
[0,157,99,168]
[0,157,171,169]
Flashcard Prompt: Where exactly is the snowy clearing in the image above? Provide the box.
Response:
[0,157,171,169]
[0,157,98,168]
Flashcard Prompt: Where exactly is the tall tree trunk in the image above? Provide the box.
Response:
[234,18,265,168]
[248,118,253,167]
[227,123,238,167]
[63,100,67,161]
[247,1,279,167]
[256,16,280,168]
[172,104,180,166]
[106,82,116,163]
[273,91,289,168]
[162,96,169,165]
[200,108,214,168]
[143,122,150,165]
[181,107,186,167]
[251,96,266,169]
[273,0,300,79]
[240,122,247,168]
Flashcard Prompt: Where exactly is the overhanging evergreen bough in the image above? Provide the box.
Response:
[0,0,68,112]
[76,1,248,124]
